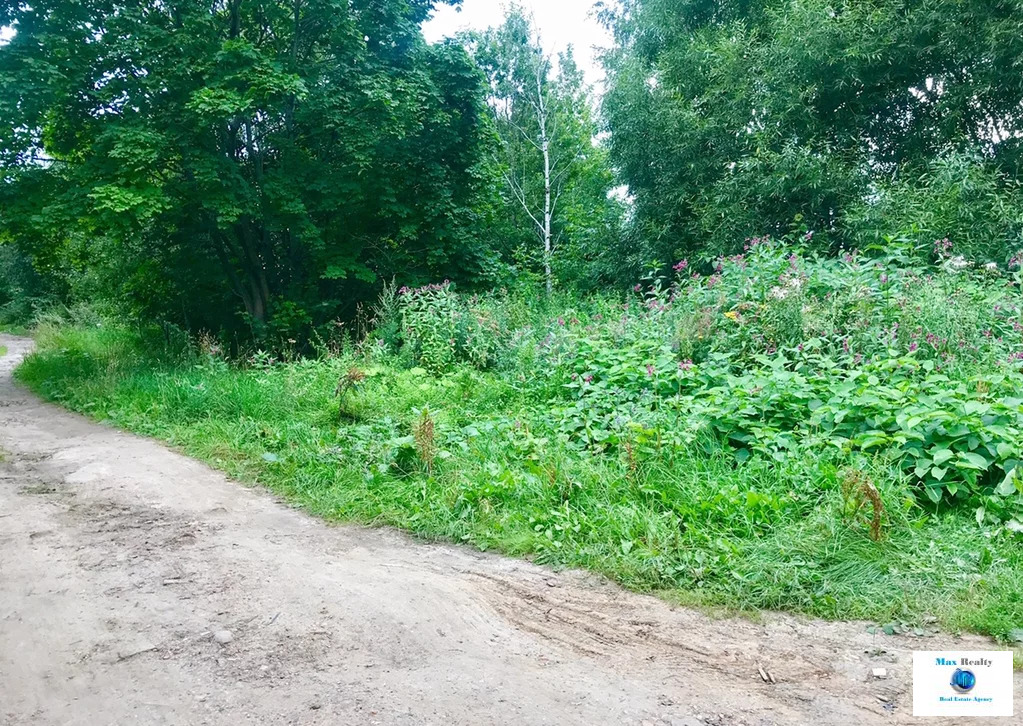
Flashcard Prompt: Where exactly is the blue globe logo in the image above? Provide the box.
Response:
[950,668,977,693]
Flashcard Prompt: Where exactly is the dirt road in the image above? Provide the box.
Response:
[0,334,1016,725]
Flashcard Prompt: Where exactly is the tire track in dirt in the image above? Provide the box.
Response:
[0,334,1017,725]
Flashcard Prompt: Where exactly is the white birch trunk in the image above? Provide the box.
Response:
[537,66,553,296]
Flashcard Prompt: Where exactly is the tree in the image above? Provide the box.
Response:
[468,7,622,292]
[602,0,1023,262]
[0,0,499,338]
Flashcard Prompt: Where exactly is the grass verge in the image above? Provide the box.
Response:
[14,322,1023,643]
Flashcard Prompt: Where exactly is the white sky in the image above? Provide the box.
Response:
[423,0,611,88]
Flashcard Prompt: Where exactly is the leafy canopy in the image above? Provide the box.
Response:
[603,0,1023,263]
[0,0,498,337]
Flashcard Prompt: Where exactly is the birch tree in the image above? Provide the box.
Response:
[498,53,562,295]
[470,7,614,294]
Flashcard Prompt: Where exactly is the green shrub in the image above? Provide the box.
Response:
[540,237,1023,521]
[399,282,461,373]
[848,153,1023,266]
[398,282,508,373]
[386,238,1023,525]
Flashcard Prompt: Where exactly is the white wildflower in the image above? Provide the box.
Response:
[948,255,969,270]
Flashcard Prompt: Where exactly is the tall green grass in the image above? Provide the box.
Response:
[15,321,1023,641]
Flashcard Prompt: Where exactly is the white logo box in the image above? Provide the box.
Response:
[913,651,1014,717]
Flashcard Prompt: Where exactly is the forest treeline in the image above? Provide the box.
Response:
[3,0,1023,342]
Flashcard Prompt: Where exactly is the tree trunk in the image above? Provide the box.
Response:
[537,68,553,297]
[213,231,269,324]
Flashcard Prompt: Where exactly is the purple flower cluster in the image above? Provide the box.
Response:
[743,235,770,252]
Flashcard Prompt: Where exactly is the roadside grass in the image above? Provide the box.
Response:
[0,345,7,357]
[15,321,1023,643]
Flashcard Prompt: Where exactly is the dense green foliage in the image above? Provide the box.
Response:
[6,0,1023,329]
[0,1,620,338]
[603,0,1023,267]
[392,238,1023,521]
[2,0,505,337]
[17,242,1023,639]
[0,245,52,327]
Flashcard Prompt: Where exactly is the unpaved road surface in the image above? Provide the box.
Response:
[1,334,1018,726]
